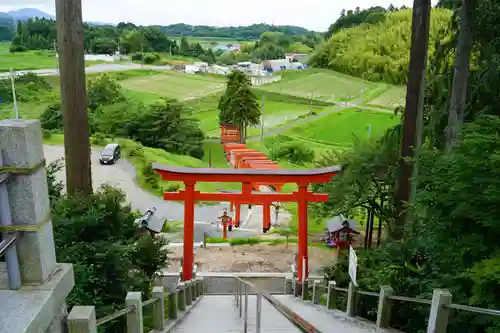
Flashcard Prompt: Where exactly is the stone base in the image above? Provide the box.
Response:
[0,263,74,333]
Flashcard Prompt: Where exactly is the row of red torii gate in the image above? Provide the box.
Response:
[152,123,341,282]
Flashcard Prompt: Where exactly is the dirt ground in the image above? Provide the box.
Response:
[164,244,337,275]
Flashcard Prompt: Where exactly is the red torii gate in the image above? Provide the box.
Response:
[154,164,341,281]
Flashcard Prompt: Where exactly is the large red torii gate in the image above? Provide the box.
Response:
[154,164,341,281]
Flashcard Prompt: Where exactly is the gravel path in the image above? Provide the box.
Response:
[43,145,257,241]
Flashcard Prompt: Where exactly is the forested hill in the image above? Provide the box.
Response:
[158,23,314,40]
[311,8,452,84]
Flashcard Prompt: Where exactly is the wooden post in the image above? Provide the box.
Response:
[263,203,271,233]
[346,282,356,317]
[125,292,143,333]
[167,290,178,319]
[394,0,432,239]
[235,203,241,228]
[67,306,97,333]
[152,286,165,330]
[297,183,309,282]
[183,182,195,281]
[376,285,394,328]
[426,289,452,333]
[326,280,336,309]
[55,0,92,196]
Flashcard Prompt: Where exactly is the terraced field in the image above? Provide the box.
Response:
[120,72,226,100]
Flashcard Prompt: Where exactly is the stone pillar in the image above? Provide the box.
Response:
[177,283,186,311]
[426,289,452,333]
[168,290,178,319]
[284,277,293,295]
[346,282,357,317]
[185,280,193,306]
[301,279,309,300]
[67,306,97,333]
[0,119,57,283]
[125,292,143,333]
[293,278,302,297]
[312,280,321,304]
[152,286,165,330]
[376,285,394,328]
[326,281,336,309]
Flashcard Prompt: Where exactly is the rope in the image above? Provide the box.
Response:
[0,159,50,232]
[0,159,46,175]
[0,213,52,232]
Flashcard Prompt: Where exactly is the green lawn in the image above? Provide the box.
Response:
[0,101,53,120]
[0,42,9,52]
[259,69,376,101]
[287,108,400,146]
[120,72,226,101]
[367,85,406,107]
[0,50,57,72]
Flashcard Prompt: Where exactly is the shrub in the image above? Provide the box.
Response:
[273,142,315,165]
[40,102,63,131]
[143,53,161,64]
[42,129,53,139]
[165,183,180,192]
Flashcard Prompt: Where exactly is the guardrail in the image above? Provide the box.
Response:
[285,278,500,333]
[0,168,22,290]
[67,277,205,333]
[234,276,324,333]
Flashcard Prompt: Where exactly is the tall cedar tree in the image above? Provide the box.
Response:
[218,70,260,143]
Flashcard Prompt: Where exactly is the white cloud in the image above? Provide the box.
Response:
[0,0,438,31]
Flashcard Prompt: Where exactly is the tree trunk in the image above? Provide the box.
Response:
[394,0,432,240]
[56,0,92,196]
[445,0,476,151]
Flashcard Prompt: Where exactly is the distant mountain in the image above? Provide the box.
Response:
[7,8,54,21]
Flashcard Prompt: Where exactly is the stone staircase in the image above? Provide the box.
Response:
[169,293,395,333]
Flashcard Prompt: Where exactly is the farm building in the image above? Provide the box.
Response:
[285,53,311,63]
[261,59,305,73]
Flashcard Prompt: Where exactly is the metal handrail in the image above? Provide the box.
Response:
[445,303,500,317]
[234,276,324,333]
[388,295,432,305]
[142,298,159,307]
[96,305,135,327]
[0,233,16,256]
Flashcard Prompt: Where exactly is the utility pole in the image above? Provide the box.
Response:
[260,94,265,141]
[53,40,59,75]
[9,69,18,120]
[394,0,431,239]
[56,0,93,196]
[141,43,144,68]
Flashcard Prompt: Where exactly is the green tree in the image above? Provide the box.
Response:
[218,70,260,142]
[179,36,190,56]
[87,73,126,111]
[125,99,205,158]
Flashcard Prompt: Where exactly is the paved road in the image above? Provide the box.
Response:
[42,145,258,241]
[0,63,171,79]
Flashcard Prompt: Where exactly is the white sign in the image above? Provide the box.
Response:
[349,246,358,286]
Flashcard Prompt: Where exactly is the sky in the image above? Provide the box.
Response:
[0,0,437,32]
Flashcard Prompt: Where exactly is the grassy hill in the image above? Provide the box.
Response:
[310,8,452,84]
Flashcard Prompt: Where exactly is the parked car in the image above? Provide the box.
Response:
[99,143,121,165]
